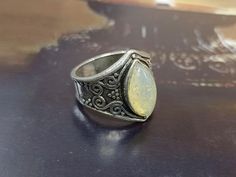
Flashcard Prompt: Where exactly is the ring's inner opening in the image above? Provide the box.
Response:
[76,53,123,77]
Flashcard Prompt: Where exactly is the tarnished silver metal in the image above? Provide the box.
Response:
[71,49,156,122]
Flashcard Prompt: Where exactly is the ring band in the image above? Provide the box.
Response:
[71,49,157,122]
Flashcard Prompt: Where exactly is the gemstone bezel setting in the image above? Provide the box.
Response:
[124,59,157,119]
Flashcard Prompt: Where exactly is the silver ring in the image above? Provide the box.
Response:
[71,49,157,122]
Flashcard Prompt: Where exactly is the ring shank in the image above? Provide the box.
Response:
[71,51,128,82]
[75,53,124,77]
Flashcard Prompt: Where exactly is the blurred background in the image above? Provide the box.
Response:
[1,2,236,177]
[1,0,236,65]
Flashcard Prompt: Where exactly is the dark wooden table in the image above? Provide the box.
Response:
[0,1,236,177]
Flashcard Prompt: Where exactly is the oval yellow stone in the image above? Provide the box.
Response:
[126,61,157,118]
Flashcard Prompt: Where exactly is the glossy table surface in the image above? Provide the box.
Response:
[0,1,236,177]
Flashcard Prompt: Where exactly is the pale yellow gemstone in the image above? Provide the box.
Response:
[126,61,157,118]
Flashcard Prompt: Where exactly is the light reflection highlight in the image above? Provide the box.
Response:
[73,105,145,162]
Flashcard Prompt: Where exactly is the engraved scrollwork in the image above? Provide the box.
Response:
[98,60,131,90]
[109,102,122,115]
[89,83,103,95]
[91,100,139,118]
[77,54,145,120]
[92,96,106,109]
[102,75,119,89]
